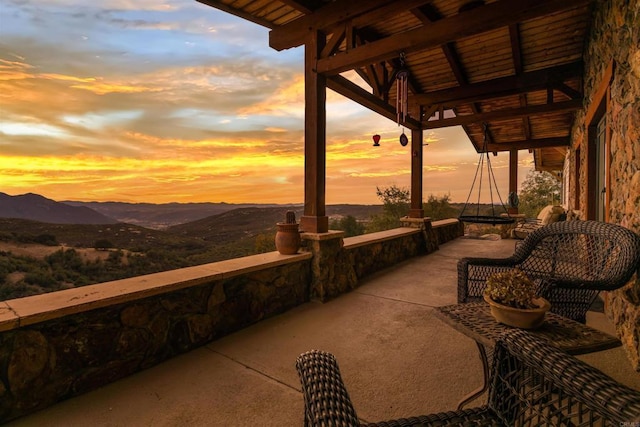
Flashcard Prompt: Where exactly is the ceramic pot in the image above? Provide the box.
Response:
[484,294,550,329]
[275,223,301,255]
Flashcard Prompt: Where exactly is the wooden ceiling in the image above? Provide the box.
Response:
[197,0,595,172]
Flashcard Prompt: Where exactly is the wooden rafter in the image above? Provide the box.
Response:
[270,0,396,50]
[485,137,570,152]
[509,22,533,141]
[411,62,583,108]
[327,75,421,130]
[412,3,491,144]
[314,0,590,74]
[271,0,434,50]
[423,99,582,129]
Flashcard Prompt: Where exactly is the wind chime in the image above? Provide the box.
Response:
[372,52,410,147]
[397,52,410,146]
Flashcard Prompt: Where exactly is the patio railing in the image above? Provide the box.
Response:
[0,218,463,423]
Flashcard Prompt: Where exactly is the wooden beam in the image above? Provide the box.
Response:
[410,126,424,218]
[424,99,582,129]
[554,83,582,100]
[485,137,570,152]
[301,29,329,233]
[316,0,590,74]
[270,0,395,50]
[197,0,275,29]
[326,75,422,130]
[271,0,434,51]
[321,27,346,58]
[509,149,518,196]
[412,62,582,107]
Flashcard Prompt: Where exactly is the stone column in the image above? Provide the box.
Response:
[400,217,438,254]
[301,231,356,302]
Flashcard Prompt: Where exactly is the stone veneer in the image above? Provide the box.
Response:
[0,252,312,422]
[0,220,464,422]
[568,0,640,369]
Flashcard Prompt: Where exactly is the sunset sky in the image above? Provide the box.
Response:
[0,0,534,205]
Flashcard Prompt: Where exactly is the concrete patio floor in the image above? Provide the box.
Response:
[8,237,640,426]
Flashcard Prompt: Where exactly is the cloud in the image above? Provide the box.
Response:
[0,0,535,205]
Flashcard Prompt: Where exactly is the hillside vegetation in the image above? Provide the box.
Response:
[0,196,506,302]
[0,205,382,301]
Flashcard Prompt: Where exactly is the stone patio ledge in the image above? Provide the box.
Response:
[343,227,419,249]
[0,251,312,331]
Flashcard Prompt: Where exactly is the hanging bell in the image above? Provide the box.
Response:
[372,134,381,146]
[399,131,408,147]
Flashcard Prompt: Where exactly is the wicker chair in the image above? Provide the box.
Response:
[458,220,640,323]
[295,330,640,426]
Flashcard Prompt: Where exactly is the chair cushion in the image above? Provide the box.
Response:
[539,205,565,225]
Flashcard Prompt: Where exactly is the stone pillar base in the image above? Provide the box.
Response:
[400,216,438,254]
[301,231,356,302]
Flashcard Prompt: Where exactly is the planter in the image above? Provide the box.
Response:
[275,222,301,255]
[484,294,550,329]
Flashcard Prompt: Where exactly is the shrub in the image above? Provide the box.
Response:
[485,270,537,309]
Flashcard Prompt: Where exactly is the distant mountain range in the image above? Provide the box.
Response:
[0,193,382,229]
[0,192,117,225]
[63,200,288,229]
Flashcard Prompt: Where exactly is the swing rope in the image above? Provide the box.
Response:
[459,124,514,225]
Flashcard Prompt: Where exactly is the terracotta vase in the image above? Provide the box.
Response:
[484,294,550,329]
[275,222,301,255]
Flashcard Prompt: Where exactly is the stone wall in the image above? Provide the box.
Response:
[0,222,460,421]
[432,219,466,244]
[569,0,640,369]
[0,258,310,423]
[303,229,427,301]
[303,220,464,302]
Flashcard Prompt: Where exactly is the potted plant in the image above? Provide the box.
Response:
[483,269,550,329]
[275,210,301,255]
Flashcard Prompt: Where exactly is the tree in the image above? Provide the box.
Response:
[94,239,114,251]
[330,215,365,237]
[34,234,58,246]
[517,171,561,217]
[423,194,458,220]
[367,185,410,232]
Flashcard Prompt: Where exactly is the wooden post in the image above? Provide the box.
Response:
[300,30,329,233]
[409,127,424,218]
[508,149,518,213]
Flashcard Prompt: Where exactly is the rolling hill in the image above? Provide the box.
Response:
[0,193,117,224]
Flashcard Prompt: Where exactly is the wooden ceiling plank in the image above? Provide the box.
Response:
[509,24,523,74]
[423,99,582,129]
[278,0,324,15]
[270,0,396,50]
[197,0,276,29]
[316,0,591,74]
[509,22,533,140]
[272,0,434,51]
[327,75,421,130]
[347,0,433,32]
[485,137,570,152]
[411,5,469,84]
[412,61,582,107]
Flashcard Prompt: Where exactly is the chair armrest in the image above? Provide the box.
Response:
[492,331,640,423]
[295,350,361,426]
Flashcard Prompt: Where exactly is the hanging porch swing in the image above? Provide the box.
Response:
[458,124,515,225]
